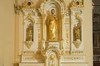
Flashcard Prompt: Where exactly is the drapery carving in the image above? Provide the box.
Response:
[26,22,33,41]
[46,9,58,41]
[73,13,81,42]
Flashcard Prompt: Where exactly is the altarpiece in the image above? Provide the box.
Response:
[14,0,87,66]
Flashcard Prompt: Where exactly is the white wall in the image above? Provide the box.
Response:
[0,0,15,66]
[84,0,93,66]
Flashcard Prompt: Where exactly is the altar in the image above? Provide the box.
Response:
[14,0,93,66]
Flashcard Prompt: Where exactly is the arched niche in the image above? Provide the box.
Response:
[48,52,58,66]
[40,0,65,42]
[45,47,61,66]
[24,17,35,49]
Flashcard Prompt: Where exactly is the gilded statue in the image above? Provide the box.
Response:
[47,9,58,41]
[73,13,81,41]
[49,16,57,40]
[26,22,33,41]
[73,23,81,41]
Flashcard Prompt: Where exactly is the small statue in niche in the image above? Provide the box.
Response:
[50,54,56,66]
[73,13,82,48]
[73,23,81,41]
[47,9,58,41]
[49,17,57,40]
[26,22,33,41]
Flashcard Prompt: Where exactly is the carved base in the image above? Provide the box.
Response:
[19,63,44,66]
[19,62,88,66]
[47,42,60,49]
[62,55,86,62]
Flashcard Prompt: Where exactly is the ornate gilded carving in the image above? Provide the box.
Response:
[38,29,42,50]
[14,0,22,14]
[42,39,46,50]
[22,0,34,9]
[15,0,85,65]
[14,4,22,14]
[71,0,84,8]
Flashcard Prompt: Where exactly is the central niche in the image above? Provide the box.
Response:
[45,2,62,42]
[48,52,58,66]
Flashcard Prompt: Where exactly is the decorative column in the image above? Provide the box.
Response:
[45,56,48,66]
[58,55,61,66]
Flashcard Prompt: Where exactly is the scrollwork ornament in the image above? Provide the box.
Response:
[71,0,84,8]
[22,0,34,9]
[25,41,33,49]
[14,4,22,14]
